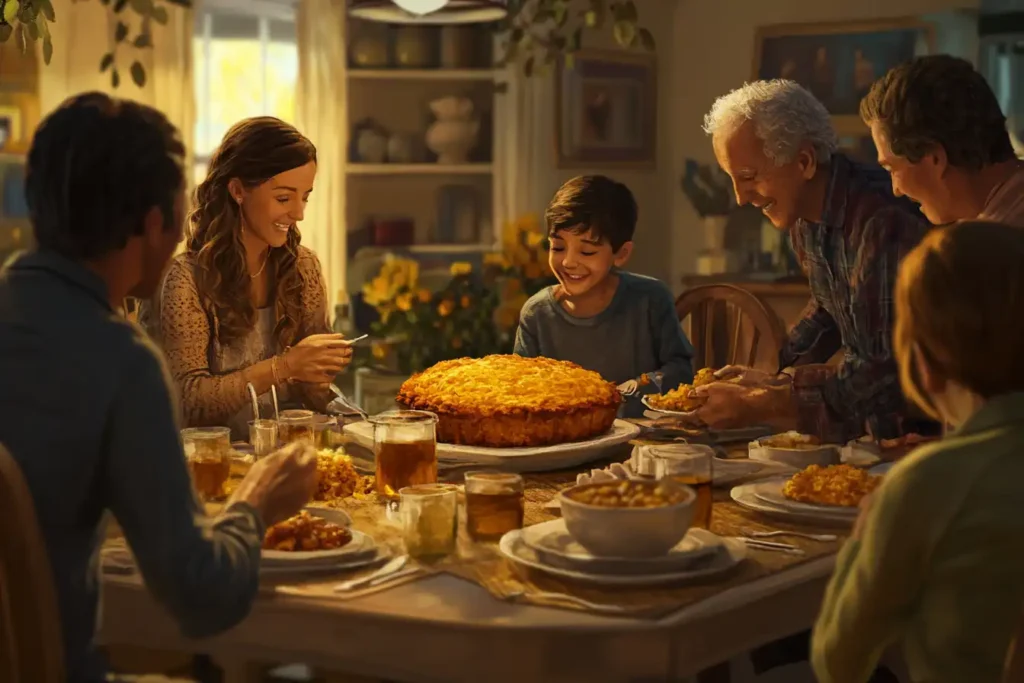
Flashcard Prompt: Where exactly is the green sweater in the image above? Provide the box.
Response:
[811,392,1024,683]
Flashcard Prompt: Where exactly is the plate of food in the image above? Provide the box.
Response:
[344,356,640,471]
[640,367,716,417]
[749,431,841,468]
[262,508,377,566]
[730,464,880,524]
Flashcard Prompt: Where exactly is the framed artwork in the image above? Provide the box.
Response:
[555,49,657,168]
[753,18,935,134]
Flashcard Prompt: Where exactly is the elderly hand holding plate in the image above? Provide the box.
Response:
[685,377,799,431]
[713,365,793,387]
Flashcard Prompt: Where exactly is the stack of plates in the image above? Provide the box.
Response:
[499,518,747,586]
[261,507,386,576]
[730,477,860,526]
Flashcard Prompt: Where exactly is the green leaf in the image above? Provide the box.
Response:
[563,53,574,70]
[133,32,151,48]
[2,0,20,25]
[14,22,26,53]
[26,18,38,40]
[568,26,583,51]
[100,52,115,71]
[638,27,654,51]
[129,0,150,14]
[111,67,121,89]
[37,0,55,22]
[150,5,168,24]
[613,20,636,47]
[42,35,52,64]
[114,20,128,42]
[0,23,11,43]
[130,60,145,87]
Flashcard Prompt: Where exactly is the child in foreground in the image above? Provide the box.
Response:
[513,175,694,417]
[811,220,1024,683]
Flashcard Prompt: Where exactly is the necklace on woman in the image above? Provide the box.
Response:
[250,249,270,279]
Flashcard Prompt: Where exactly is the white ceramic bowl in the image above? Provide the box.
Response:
[749,431,840,469]
[558,479,696,558]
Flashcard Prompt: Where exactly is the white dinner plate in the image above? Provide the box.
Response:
[343,419,640,473]
[729,483,855,527]
[747,477,859,517]
[499,529,746,586]
[520,519,722,575]
[261,507,377,567]
[640,395,701,418]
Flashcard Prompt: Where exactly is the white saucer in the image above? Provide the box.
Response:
[499,528,746,586]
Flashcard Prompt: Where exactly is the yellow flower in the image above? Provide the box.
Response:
[450,261,472,277]
[416,288,432,303]
[437,300,455,317]
[396,292,413,312]
[371,341,389,360]
[525,230,545,248]
[459,295,471,308]
[483,252,509,269]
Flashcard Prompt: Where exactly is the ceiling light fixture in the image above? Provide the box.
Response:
[348,0,508,25]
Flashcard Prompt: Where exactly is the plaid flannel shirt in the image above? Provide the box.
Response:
[779,154,931,442]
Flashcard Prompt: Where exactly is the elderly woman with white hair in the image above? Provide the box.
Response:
[688,79,938,446]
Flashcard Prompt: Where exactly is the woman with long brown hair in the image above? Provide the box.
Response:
[146,117,351,437]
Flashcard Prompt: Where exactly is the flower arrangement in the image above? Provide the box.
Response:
[356,214,555,376]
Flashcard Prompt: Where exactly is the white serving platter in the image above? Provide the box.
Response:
[343,419,641,473]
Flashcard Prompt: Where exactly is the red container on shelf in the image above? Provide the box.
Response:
[372,218,415,247]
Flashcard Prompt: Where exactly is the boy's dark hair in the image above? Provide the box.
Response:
[25,91,186,261]
[545,175,637,251]
[860,55,1015,170]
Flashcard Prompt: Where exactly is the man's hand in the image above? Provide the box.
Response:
[714,365,791,387]
[690,382,798,431]
[227,441,317,527]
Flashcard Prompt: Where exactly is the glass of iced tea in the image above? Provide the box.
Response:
[181,426,232,502]
[464,471,524,542]
[277,409,314,445]
[311,414,340,449]
[652,444,714,529]
[369,410,438,496]
[400,483,458,561]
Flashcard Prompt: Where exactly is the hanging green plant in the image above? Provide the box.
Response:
[0,0,192,89]
[497,0,654,77]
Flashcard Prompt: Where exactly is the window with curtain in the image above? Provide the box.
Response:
[192,0,299,186]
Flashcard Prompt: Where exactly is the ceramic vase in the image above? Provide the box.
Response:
[425,96,479,165]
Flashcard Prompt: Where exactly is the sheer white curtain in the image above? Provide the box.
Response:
[494,67,550,228]
[38,0,196,174]
[295,0,347,314]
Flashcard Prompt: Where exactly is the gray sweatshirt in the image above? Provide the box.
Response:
[513,271,694,417]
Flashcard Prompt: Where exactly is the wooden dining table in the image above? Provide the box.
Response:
[98,437,857,683]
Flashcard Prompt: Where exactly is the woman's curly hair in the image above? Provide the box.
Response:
[186,117,317,349]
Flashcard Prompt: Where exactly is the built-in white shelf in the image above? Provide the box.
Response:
[346,163,493,175]
[348,68,499,81]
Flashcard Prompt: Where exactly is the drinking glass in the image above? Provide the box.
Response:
[248,419,278,458]
[311,414,340,449]
[277,409,315,445]
[369,410,438,496]
[464,471,524,542]
[400,483,458,561]
[181,426,232,502]
[652,444,715,529]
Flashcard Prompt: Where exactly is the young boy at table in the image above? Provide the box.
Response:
[514,175,695,417]
[811,220,1024,683]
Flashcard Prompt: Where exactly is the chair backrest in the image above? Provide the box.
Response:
[0,443,64,683]
[1005,612,1024,682]
[675,284,788,371]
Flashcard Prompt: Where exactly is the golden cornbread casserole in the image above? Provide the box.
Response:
[396,355,621,447]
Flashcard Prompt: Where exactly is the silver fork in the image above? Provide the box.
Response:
[741,538,805,555]
[504,589,627,613]
[747,530,838,542]
[329,383,368,420]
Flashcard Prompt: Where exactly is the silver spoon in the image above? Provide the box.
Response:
[329,383,368,420]
[504,589,627,613]
[747,530,838,542]
[340,333,369,346]
[270,385,279,421]
[333,555,408,592]
[246,382,260,420]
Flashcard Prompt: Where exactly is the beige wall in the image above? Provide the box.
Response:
[527,0,978,293]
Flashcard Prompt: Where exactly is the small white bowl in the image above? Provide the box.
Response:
[749,431,840,469]
[558,479,696,558]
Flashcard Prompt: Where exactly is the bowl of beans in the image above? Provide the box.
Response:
[558,479,696,558]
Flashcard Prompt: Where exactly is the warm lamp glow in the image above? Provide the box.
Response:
[391,0,449,15]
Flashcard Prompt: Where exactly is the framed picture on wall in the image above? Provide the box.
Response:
[753,17,935,134]
[555,49,657,169]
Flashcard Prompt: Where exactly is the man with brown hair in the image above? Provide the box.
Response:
[861,54,1024,226]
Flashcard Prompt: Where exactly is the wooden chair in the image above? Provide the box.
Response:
[0,443,64,683]
[675,284,788,371]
